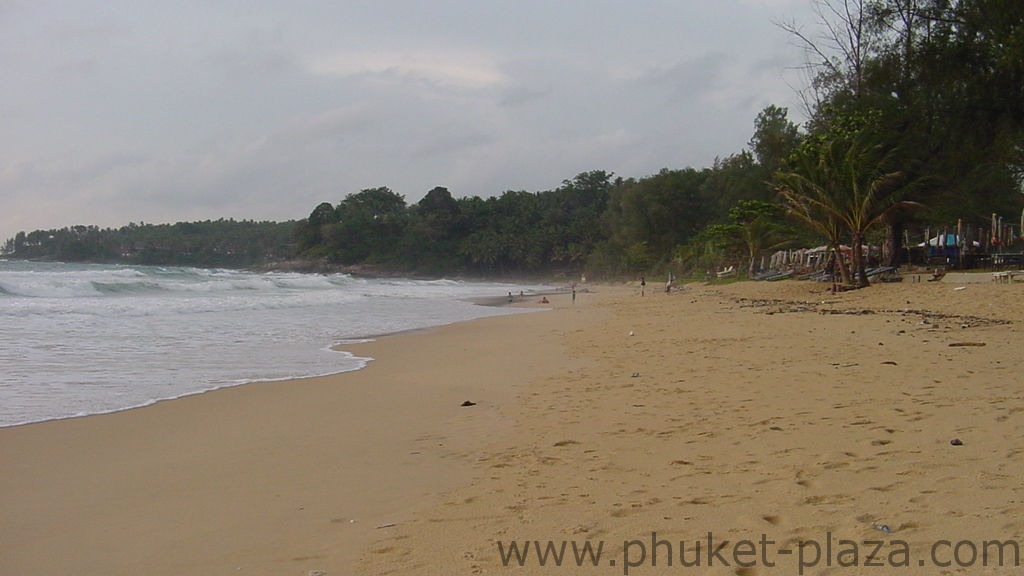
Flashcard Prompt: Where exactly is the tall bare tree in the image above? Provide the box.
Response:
[777,0,878,121]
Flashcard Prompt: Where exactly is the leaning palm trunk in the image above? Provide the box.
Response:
[775,179,849,287]
[851,232,868,287]
[882,217,903,268]
[824,244,850,293]
[834,244,852,288]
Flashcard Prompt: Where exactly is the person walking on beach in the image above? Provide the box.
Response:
[640,276,646,297]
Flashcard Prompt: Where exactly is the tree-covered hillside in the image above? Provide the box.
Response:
[3,220,295,268]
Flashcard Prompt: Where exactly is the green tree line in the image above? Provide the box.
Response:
[285,0,1024,281]
[768,0,1024,286]
[6,0,1022,280]
[4,220,296,268]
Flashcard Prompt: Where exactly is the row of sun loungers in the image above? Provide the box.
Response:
[763,266,897,282]
[992,270,1023,283]
[749,266,1021,284]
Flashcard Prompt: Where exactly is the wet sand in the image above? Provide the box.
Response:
[0,300,580,576]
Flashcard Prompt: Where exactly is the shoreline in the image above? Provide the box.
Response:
[4,280,1023,575]
[2,272,552,426]
[0,351,376,431]
[0,287,589,576]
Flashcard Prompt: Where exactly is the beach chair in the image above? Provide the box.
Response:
[992,271,1021,284]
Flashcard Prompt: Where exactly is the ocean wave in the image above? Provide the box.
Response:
[0,262,537,302]
[0,260,552,427]
[0,264,361,299]
[0,278,104,298]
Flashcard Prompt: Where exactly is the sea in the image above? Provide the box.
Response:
[0,260,550,427]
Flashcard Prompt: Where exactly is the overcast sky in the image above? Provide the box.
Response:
[1,0,820,242]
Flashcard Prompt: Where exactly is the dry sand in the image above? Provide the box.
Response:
[2,277,1022,575]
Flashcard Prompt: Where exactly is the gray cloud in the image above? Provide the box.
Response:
[0,0,818,241]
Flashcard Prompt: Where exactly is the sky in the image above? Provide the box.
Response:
[1,0,821,242]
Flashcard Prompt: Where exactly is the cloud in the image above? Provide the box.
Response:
[0,1,823,241]
[273,105,380,147]
[306,49,509,90]
[632,53,731,105]
[737,0,810,8]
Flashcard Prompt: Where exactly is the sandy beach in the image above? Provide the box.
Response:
[2,277,1023,575]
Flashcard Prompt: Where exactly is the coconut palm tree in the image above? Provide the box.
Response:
[775,131,919,288]
[774,152,851,289]
[721,200,794,278]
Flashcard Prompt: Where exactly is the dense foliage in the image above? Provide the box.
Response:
[5,0,1021,278]
[771,0,1024,283]
[3,220,295,268]
[292,173,619,276]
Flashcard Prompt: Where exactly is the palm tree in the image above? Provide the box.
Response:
[774,153,851,288]
[775,131,919,288]
[736,201,793,277]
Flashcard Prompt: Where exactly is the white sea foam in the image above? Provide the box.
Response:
[0,261,549,427]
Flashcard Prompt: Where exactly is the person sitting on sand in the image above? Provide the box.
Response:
[540,296,549,303]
